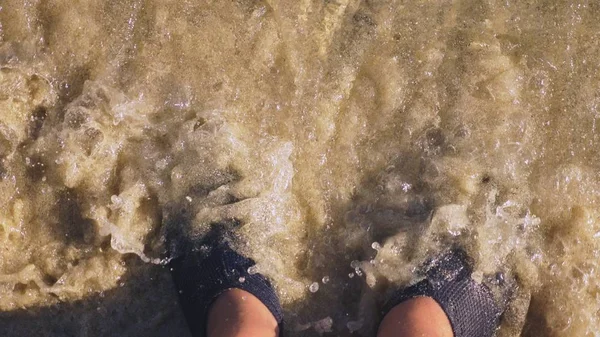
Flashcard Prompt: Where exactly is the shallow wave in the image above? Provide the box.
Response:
[0,1,600,336]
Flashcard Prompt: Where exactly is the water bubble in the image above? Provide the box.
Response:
[110,195,122,208]
[371,242,381,250]
[322,276,330,284]
[401,182,412,192]
[351,260,363,276]
[247,265,259,275]
[155,158,169,170]
[549,263,560,276]
[239,276,246,283]
[309,282,319,293]
[348,273,355,278]
[495,272,505,285]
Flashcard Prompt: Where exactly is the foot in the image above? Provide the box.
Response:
[207,288,279,337]
[378,296,453,337]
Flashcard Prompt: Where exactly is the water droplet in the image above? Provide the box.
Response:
[495,272,505,285]
[247,265,259,275]
[371,242,381,250]
[322,276,330,284]
[309,282,319,293]
[348,273,355,278]
[239,276,246,283]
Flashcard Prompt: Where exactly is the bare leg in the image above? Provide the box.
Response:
[207,289,280,337]
[377,297,453,337]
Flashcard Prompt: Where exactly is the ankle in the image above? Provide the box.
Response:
[378,296,453,337]
[207,289,279,337]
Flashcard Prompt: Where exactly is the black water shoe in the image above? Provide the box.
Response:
[383,249,509,337]
[168,230,283,337]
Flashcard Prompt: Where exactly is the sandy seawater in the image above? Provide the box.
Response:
[1,0,600,336]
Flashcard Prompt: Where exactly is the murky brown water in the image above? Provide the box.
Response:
[1,0,600,336]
